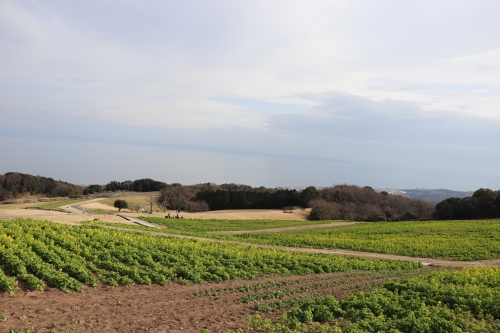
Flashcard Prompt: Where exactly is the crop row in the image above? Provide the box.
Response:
[194,270,430,296]
[0,219,419,293]
[230,267,500,332]
[194,269,426,299]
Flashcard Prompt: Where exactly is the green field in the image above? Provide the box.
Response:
[0,218,419,293]
[216,220,500,261]
[139,216,335,235]
[96,218,500,261]
[87,208,118,215]
[28,198,91,210]
[3,218,500,332]
[238,267,500,332]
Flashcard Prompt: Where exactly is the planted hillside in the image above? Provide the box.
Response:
[307,185,435,221]
[0,219,419,293]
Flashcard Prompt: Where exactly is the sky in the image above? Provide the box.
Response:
[1,0,499,190]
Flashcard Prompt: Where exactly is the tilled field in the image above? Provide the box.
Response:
[0,268,437,333]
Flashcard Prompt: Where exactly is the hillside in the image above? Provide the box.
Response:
[0,172,84,200]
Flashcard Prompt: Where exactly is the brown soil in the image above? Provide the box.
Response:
[211,222,358,235]
[1,197,312,224]
[0,197,135,225]
[0,268,436,333]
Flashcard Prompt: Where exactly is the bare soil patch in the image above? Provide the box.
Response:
[0,208,132,225]
[2,198,312,224]
[180,208,312,221]
[0,269,435,333]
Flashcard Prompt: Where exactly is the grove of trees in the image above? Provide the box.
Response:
[307,185,435,221]
[104,178,167,192]
[6,172,500,223]
[434,188,500,220]
[194,186,300,210]
[0,172,84,201]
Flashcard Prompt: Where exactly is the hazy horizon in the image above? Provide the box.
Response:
[1,1,499,191]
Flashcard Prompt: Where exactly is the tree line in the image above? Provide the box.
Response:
[0,172,84,201]
[4,172,499,222]
[154,183,303,212]
[304,185,435,221]
[434,188,500,220]
[101,178,168,193]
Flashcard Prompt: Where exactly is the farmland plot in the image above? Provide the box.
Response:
[222,220,500,261]
[0,219,419,294]
[0,269,434,333]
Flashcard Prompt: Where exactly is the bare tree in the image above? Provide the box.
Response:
[158,186,193,211]
[145,195,159,214]
[157,195,170,213]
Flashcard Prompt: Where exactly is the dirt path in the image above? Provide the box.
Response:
[97,225,500,268]
[211,222,358,235]
[0,198,136,225]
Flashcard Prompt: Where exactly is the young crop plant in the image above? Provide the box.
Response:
[0,218,420,293]
[228,267,500,333]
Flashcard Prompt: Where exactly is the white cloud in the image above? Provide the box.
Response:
[1,0,500,189]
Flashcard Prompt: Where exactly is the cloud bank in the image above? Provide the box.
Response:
[1,0,499,190]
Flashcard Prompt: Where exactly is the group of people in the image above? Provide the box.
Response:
[165,210,183,219]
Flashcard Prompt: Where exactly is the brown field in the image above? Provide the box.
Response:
[0,197,312,225]
[0,268,437,333]
[0,198,134,224]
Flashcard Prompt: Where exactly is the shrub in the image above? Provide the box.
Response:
[184,200,209,213]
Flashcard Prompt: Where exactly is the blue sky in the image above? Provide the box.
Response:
[1,0,499,190]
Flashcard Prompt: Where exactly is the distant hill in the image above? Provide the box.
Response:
[377,188,473,204]
[0,172,84,201]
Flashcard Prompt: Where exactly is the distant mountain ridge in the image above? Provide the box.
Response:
[377,188,473,204]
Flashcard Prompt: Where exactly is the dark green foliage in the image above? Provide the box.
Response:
[195,187,300,210]
[113,199,128,211]
[104,178,167,192]
[434,188,500,220]
[83,184,103,195]
[0,172,83,199]
[298,186,320,207]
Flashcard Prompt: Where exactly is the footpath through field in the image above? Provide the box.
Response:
[97,225,500,268]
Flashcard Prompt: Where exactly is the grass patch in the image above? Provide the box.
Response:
[29,198,91,210]
[139,217,337,236]
[87,209,117,215]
